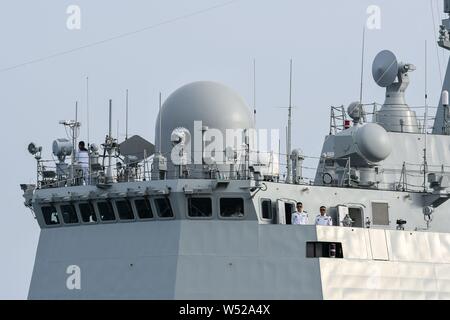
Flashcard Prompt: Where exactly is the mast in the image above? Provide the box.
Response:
[125,89,129,140]
[159,92,162,153]
[359,26,366,105]
[286,59,293,184]
[70,101,80,185]
[73,101,78,165]
[86,77,90,146]
[106,99,113,183]
[253,59,257,126]
[424,41,429,192]
[359,26,368,123]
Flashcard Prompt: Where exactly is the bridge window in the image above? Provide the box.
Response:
[154,198,174,218]
[60,204,79,224]
[188,197,212,218]
[261,199,272,220]
[97,201,116,221]
[79,203,97,223]
[42,205,60,225]
[116,200,135,220]
[306,242,343,258]
[135,199,153,219]
[220,198,244,218]
[134,199,154,219]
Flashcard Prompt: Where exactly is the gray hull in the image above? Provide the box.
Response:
[29,220,450,299]
[29,221,321,299]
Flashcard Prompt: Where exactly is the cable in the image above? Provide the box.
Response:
[0,0,243,74]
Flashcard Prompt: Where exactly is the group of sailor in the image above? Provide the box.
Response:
[291,202,333,226]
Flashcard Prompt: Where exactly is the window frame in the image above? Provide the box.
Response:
[40,204,62,227]
[306,241,344,258]
[132,197,155,221]
[114,198,136,222]
[77,202,99,224]
[347,206,364,228]
[186,196,213,219]
[260,198,273,221]
[218,197,245,220]
[153,197,175,220]
[95,200,118,223]
[58,203,81,225]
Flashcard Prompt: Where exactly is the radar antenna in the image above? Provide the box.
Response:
[59,101,81,183]
[372,50,399,88]
[371,50,418,133]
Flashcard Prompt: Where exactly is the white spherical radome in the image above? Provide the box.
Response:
[155,81,254,156]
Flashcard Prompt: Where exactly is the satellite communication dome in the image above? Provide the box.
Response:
[355,123,392,163]
[155,81,254,173]
[347,102,363,121]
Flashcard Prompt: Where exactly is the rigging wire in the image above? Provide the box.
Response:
[0,0,243,74]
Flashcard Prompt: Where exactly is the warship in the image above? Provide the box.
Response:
[20,2,450,300]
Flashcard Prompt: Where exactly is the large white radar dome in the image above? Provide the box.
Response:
[155,81,254,176]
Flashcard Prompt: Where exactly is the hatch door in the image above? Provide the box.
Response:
[276,199,286,224]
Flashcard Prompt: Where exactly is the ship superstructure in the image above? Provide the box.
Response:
[20,2,450,299]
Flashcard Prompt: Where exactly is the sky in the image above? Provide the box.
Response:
[0,0,447,299]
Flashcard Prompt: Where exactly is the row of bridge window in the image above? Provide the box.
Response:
[40,197,245,226]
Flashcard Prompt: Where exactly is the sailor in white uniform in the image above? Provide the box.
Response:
[76,141,89,184]
[315,206,333,226]
[291,202,309,225]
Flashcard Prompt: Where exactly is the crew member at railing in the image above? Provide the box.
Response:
[76,141,89,184]
[292,202,308,225]
[315,206,333,226]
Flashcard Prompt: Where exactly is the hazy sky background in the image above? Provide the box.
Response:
[0,0,447,299]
